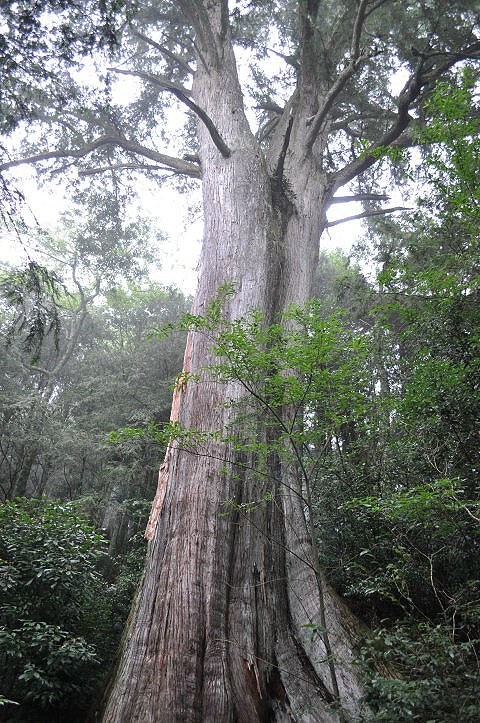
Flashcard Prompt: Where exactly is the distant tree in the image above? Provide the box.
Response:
[0,188,188,528]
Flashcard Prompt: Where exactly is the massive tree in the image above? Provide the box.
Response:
[1,2,479,720]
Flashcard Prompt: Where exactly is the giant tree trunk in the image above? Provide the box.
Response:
[102,6,367,722]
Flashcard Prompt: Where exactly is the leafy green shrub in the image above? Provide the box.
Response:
[0,497,142,722]
[361,622,480,721]
[0,622,99,708]
[339,480,480,721]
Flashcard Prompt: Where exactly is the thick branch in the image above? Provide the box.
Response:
[330,44,480,193]
[109,67,231,159]
[77,163,197,178]
[168,88,231,159]
[306,0,369,151]
[326,206,411,228]
[272,113,294,180]
[0,134,201,179]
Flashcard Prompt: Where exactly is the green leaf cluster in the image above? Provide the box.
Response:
[0,498,144,721]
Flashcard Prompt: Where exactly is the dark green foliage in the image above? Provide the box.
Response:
[361,623,480,722]
[0,0,129,132]
[0,497,145,721]
[320,75,480,719]
[343,477,480,626]
[1,261,66,363]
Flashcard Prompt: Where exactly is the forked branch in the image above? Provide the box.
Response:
[331,192,390,203]
[306,0,369,151]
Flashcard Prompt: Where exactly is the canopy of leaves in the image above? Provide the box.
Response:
[1,0,478,212]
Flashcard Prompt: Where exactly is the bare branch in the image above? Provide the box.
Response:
[272,113,294,181]
[131,30,194,75]
[109,67,231,159]
[255,101,284,115]
[0,134,201,179]
[331,193,390,204]
[77,163,197,178]
[256,116,280,144]
[351,0,369,58]
[0,135,120,172]
[108,67,193,96]
[326,206,411,228]
[267,47,299,70]
[169,90,231,159]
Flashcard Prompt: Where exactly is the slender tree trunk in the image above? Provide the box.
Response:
[102,7,367,722]
[12,446,38,498]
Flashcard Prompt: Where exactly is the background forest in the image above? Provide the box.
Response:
[0,3,479,722]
